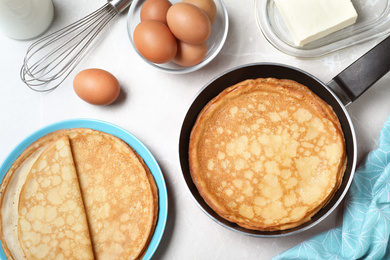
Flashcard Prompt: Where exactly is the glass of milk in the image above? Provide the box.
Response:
[0,0,54,40]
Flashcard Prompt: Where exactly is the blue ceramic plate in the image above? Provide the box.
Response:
[0,119,168,260]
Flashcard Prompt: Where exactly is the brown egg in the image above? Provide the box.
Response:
[140,0,172,24]
[73,69,120,106]
[173,41,207,66]
[167,2,211,44]
[133,20,177,64]
[182,0,217,24]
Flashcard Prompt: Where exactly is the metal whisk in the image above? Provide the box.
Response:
[21,0,132,92]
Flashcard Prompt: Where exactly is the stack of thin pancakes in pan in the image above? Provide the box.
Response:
[189,78,347,231]
[0,128,158,259]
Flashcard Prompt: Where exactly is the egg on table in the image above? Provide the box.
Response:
[73,69,120,106]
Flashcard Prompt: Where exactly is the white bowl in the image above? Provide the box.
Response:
[127,0,229,74]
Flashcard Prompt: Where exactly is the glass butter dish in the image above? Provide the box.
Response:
[255,0,390,58]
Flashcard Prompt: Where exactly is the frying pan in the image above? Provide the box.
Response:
[179,36,390,237]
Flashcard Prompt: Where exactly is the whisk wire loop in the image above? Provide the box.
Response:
[21,1,127,92]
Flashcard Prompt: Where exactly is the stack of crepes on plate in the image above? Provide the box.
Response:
[189,78,347,231]
[0,128,158,260]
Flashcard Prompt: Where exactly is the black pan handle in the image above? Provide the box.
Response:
[327,35,390,106]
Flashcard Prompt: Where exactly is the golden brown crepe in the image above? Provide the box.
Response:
[0,130,62,260]
[0,128,158,260]
[18,135,94,260]
[189,78,347,231]
[68,129,157,260]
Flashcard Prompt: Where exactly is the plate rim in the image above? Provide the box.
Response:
[0,118,168,260]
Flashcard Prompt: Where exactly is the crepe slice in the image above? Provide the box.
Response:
[68,129,157,260]
[0,130,69,260]
[189,78,347,231]
[18,135,94,259]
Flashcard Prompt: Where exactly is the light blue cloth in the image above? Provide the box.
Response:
[274,116,390,260]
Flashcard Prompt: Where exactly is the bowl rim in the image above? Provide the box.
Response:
[126,0,229,74]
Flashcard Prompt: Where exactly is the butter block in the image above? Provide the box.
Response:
[274,0,358,46]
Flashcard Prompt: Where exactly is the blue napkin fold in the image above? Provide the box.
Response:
[274,116,390,260]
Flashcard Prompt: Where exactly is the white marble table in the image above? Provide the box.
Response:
[1,0,390,259]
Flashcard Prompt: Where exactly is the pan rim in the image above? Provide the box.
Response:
[179,62,357,237]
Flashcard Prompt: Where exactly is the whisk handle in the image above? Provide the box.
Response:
[109,0,133,13]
